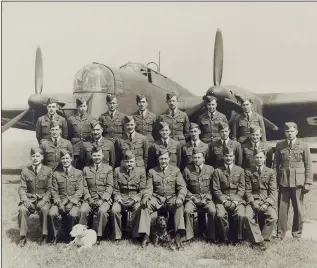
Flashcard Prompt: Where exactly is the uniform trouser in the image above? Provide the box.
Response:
[79,202,110,237]
[138,196,185,236]
[277,187,304,238]
[184,200,216,241]
[48,205,80,238]
[18,203,51,236]
[110,201,141,240]
[245,204,277,243]
[215,203,245,242]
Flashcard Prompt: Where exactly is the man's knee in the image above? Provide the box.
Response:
[40,204,51,215]
[110,203,121,215]
[184,203,195,215]
[205,203,216,215]
[98,203,110,215]
[69,207,80,218]
[19,205,29,215]
[80,203,91,214]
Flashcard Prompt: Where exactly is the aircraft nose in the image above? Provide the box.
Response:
[28,94,48,109]
[206,85,230,100]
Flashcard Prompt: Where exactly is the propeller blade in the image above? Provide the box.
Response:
[35,46,43,94]
[213,29,223,86]
[262,117,279,131]
[223,98,243,114]
[1,108,30,133]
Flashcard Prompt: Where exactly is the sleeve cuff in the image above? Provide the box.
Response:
[70,198,79,205]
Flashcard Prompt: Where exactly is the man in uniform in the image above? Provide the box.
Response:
[36,97,68,144]
[157,93,190,145]
[40,120,73,170]
[79,146,113,244]
[148,122,181,169]
[212,146,245,243]
[98,94,125,144]
[132,94,158,143]
[115,116,149,169]
[110,150,146,240]
[181,123,208,171]
[197,95,228,144]
[48,149,83,243]
[244,148,277,250]
[241,125,273,169]
[183,147,216,242]
[67,97,96,169]
[232,96,266,144]
[139,149,187,250]
[82,121,115,169]
[208,122,242,168]
[18,147,53,246]
[275,122,312,239]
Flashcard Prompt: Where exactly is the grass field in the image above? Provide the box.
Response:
[2,175,317,268]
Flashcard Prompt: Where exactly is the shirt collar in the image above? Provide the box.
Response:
[109,110,116,116]
[191,139,200,146]
[169,108,178,115]
[208,111,216,117]
[63,166,71,173]
[95,137,102,143]
[161,137,169,144]
[288,138,297,145]
[52,136,60,143]
[32,164,42,172]
[195,163,204,171]
[251,141,259,148]
[160,165,169,172]
[245,111,252,118]
[139,110,147,117]
[225,163,233,170]
[221,138,229,145]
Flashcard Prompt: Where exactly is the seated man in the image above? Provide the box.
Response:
[139,149,187,250]
[110,150,146,240]
[244,148,277,251]
[213,146,245,243]
[18,147,53,247]
[79,146,113,244]
[183,147,216,242]
[48,149,83,243]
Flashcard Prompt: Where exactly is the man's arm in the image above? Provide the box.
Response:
[183,113,190,141]
[303,143,313,185]
[258,115,267,142]
[212,169,227,203]
[266,170,277,206]
[266,144,274,168]
[82,169,91,201]
[176,169,187,202]
[143,139,149,168]
[70,172,84,205]
[113,169,122,202]
[235,169,245,201]
[61,117,68,140]
[35,118,42,144]
[244,170,254,204]
[43,169,53,202]
[109,141,116,169]
[235,143,243,167]
[182,168,194,199]
[51,174,61,205]
[18,169,29,202]
[101,168,114,202]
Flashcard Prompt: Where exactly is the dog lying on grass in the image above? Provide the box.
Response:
[151,216,176,251]
[64,224,97,252]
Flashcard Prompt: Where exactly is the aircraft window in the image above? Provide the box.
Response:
[73,64,115,93]
[119,63,148,77]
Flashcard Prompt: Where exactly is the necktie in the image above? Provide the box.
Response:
[34,166,38,176]
[96,165,99,172]
[171,110,175,118]
[253,143,257,150]
[289,141,293,149]
[247,114,250,121]
[65,168,68,176]
[227,166,231,175]
[49,115,53,121]
[222,140,226,147]
[163,140,167,147]
[110,112,113,119]
[193,142,197,147]
[198,166,201,174]
[258,167,261,176]
[54,138,58,146]
[80,114,83,120]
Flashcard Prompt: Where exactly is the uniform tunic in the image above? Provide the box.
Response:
[180,140,209,171]
[99,110,125,143]
[132,110,157,142]
[241,141,273,169]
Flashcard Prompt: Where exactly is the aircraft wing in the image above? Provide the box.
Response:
[2,104,35,131]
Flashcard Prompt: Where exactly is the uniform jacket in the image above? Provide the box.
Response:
[213,165,245,203]
[132,110,157,142]
[183,164,214,201]
[40,138,73,170]
[36,113,68,144]
[83,163,113,203]
[67,112,96,155]
[115,132,149,168]
[157,109,190,142]
[113,166,147,202]
[245,166,277,206]
[241,141,273,169]
[208,139,242,168]
[197,111,228,143]
[51,166,83,206]
[275,139,312,187]
[144,165,187,202]
[82,137,115,168]
[99,110,125,143]
[18,165,53,203]
[231,112,266,143]
[181,140,209,171]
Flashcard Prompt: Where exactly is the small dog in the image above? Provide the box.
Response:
[64,224,97,253]
[151,216,176,251]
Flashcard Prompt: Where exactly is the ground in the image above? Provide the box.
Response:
[2,175,317,268]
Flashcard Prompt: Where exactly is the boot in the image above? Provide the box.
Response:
[141,234,149,248]
[175,233,184,251]
[19,236,27,247]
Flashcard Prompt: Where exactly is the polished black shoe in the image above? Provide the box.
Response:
[141,234,149,248]
[19,236,27,247]
[39,235,48,245]
[175,234,184,251]
[52,236,59,245]
[96,237,102,245]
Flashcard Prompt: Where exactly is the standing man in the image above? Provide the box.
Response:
[183,147,216,242]
[67,97,96,169]
[82,121,115,169]
[232,96,266,144]
[208,122,242,168]
[157,93,190,145]
[275,122,312,239]
[241,125,273,169]
[244,148,277,251]
[110,150,146,240]
[36,97,68,144]
[18,147,53,247]
[49,149,83,243]
[116,116,149,169]
[197,95,228,144]
[99,94,125,144]
[79,146,113,244]
[212,146,245,244]
[181,123,208,171]
[139,149,187,250]
[40,120,73,170]
[132,94,158,143]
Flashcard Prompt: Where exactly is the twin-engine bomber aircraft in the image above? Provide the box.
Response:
[2,29,317,146]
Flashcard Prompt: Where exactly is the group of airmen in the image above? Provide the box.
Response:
[18,92,312,251]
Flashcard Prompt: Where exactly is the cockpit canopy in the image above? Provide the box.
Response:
[119,62,148,76]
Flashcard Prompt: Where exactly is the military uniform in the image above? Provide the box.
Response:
[241,141,273,169]
[181,140,208,171]
[183,163,216,241]
[132,110,157,143]
[79,163,113,237]
[99,110,125,143]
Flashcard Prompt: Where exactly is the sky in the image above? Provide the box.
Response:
[2,2,317,107]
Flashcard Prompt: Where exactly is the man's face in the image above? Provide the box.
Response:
[206,99,217,113]
[190,127,201,141]
[47,103,57,115]
[224,152,234,165]
[159,152,170,168]
[167,96,178,110]
[92,124,103,139]
[77,102,88,114]
[242,100,252,113]
[50,126,61,138]
[61,154,72,168]
[159,126,170,139]
[30,152,43,166]
[220,127,230,140]
[126,120,136,134]
[107,98,118,112]
[125,158,136,170]
[92,150,103,164]
[251,129,262,143]
[255,152,266,167]
[137,98,148,111]
[193,153,205,166]
[285,127,298,140]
